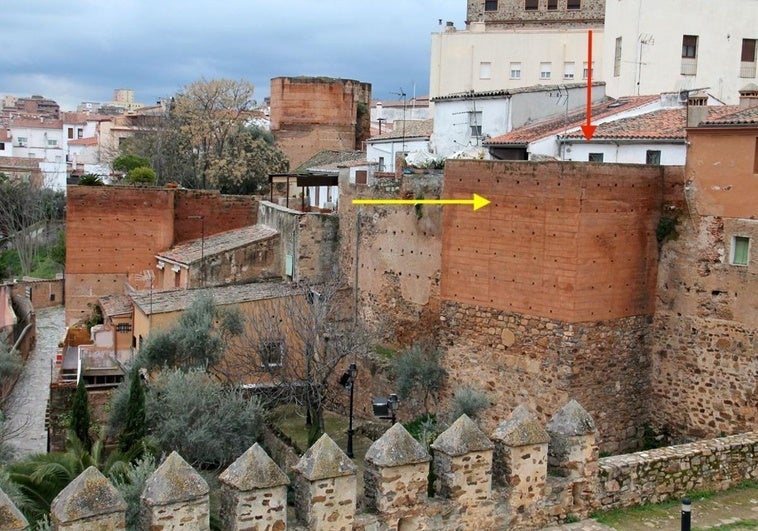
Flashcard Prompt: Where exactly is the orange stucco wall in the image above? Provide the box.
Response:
[686,127,758,218]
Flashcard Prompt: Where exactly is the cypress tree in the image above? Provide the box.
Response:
[119,370,146,453]
[70,378,92,451]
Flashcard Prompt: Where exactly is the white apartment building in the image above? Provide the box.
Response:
[603,0,758,103]
[430,23,604,99]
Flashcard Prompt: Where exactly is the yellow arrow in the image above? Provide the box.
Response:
[352,193,491,211]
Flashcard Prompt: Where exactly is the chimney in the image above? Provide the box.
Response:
[686,94,708,127]
[738,83,758,109]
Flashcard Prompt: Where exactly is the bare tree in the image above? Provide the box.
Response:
[0,173,65,276]
[219,280,368,446]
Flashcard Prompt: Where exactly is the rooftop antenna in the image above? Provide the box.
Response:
[634,33,655,95]
[392,88,407,156]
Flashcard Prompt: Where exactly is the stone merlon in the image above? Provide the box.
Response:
[293,433,357,480]
[365,422,432,467]
[142,451,209,505]
[51,466,126,522]
[431,414,494,456]
[219,442,290,491]
[0,487,29,530]
[547,399,598,436]
[491,405,551,446]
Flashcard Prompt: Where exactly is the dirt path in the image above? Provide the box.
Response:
[544,487,758,531]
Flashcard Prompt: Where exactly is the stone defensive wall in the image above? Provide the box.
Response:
[2,400,754,530]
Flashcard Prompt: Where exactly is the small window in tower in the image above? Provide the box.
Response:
[525,0,538,10]
[485,0,498,11]
[567,0,581,9]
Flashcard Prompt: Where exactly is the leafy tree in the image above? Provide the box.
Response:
[69,379,92,451]
[3,431,132,527]
[119,370,146,453]
[119,78,288,191]
[112,154,151,173]
[125,166,157,184]
[137,294,241,372]
[392,340,447,415]
[448,385,490,422]
[77,174,104,186]
[111,453,156,530]
[110,369,265,468]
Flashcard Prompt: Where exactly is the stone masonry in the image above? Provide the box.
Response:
[0,402,754,530]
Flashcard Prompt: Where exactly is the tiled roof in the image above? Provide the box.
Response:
[369,119,433,141]
[486,95,659,145]
[699,105,758,126]
[158,224,278,266]
[130,281,303,315]
[563,105,739,140]
[9,118,63,129]
[61,112,89,124]
[68,136,98,146]
[295,150,366,173]
[98,294,133,317]
[432,81,604,102]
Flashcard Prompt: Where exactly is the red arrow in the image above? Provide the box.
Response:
[581,29,596,141]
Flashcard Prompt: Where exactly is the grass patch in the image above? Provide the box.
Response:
[593,488,721,526]
[695,521,758,531]
[372,344,396,360]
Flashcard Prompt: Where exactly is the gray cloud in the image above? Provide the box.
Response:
[0,0,463,109]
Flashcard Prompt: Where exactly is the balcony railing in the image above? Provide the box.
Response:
[681,58,698,76]
[740,61,757,78]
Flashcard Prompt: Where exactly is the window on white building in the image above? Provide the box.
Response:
[540,62,552,80]
[614,37,622,77]
[0,142,4,151]
[681,35,698,75]
[646,150,661,165]
[730,236,750,266]
[67,128,74,139]
[563,62,575,79]
[378,156,385,171]
[47,139,57,147]
[480,62,492,79]
[77,128,83,139]
[510,62,522,79]
[582,61,595,79]
[469,111,483,137]
[588,153,604,162]
[16,137,27,147]
[741,39,757,78]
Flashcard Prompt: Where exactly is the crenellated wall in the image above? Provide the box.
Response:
[4,400,754,530]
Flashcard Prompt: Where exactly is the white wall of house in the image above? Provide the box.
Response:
[561,142,686,166]
[366,138,430,172]
[431,97,512,158]
[371,103,431,125]
[9,125,64,164]
[430,23,605,99]
[39,161,68,190]
[603,0,758,104]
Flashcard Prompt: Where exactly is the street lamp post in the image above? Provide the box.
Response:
[339,363,358,458]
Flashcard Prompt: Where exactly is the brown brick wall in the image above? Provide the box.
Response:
[441,160,665,323]
[12,279,64,309]
[65,186,257,325]
[270,77,371,169]
[467,0,605,27]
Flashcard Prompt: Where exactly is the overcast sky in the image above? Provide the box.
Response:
[1,1,464,111]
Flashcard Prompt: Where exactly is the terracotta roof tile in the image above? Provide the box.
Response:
[369,119,433,141]
[68,136,98,146]
[98,294,133,317]
[9,118,63,129]
[295,150,366,173]
[158,224,278,266]
[699,105,758,126]
[563,105,739,140]
[486,95,659,145]
[130,281,303,315]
